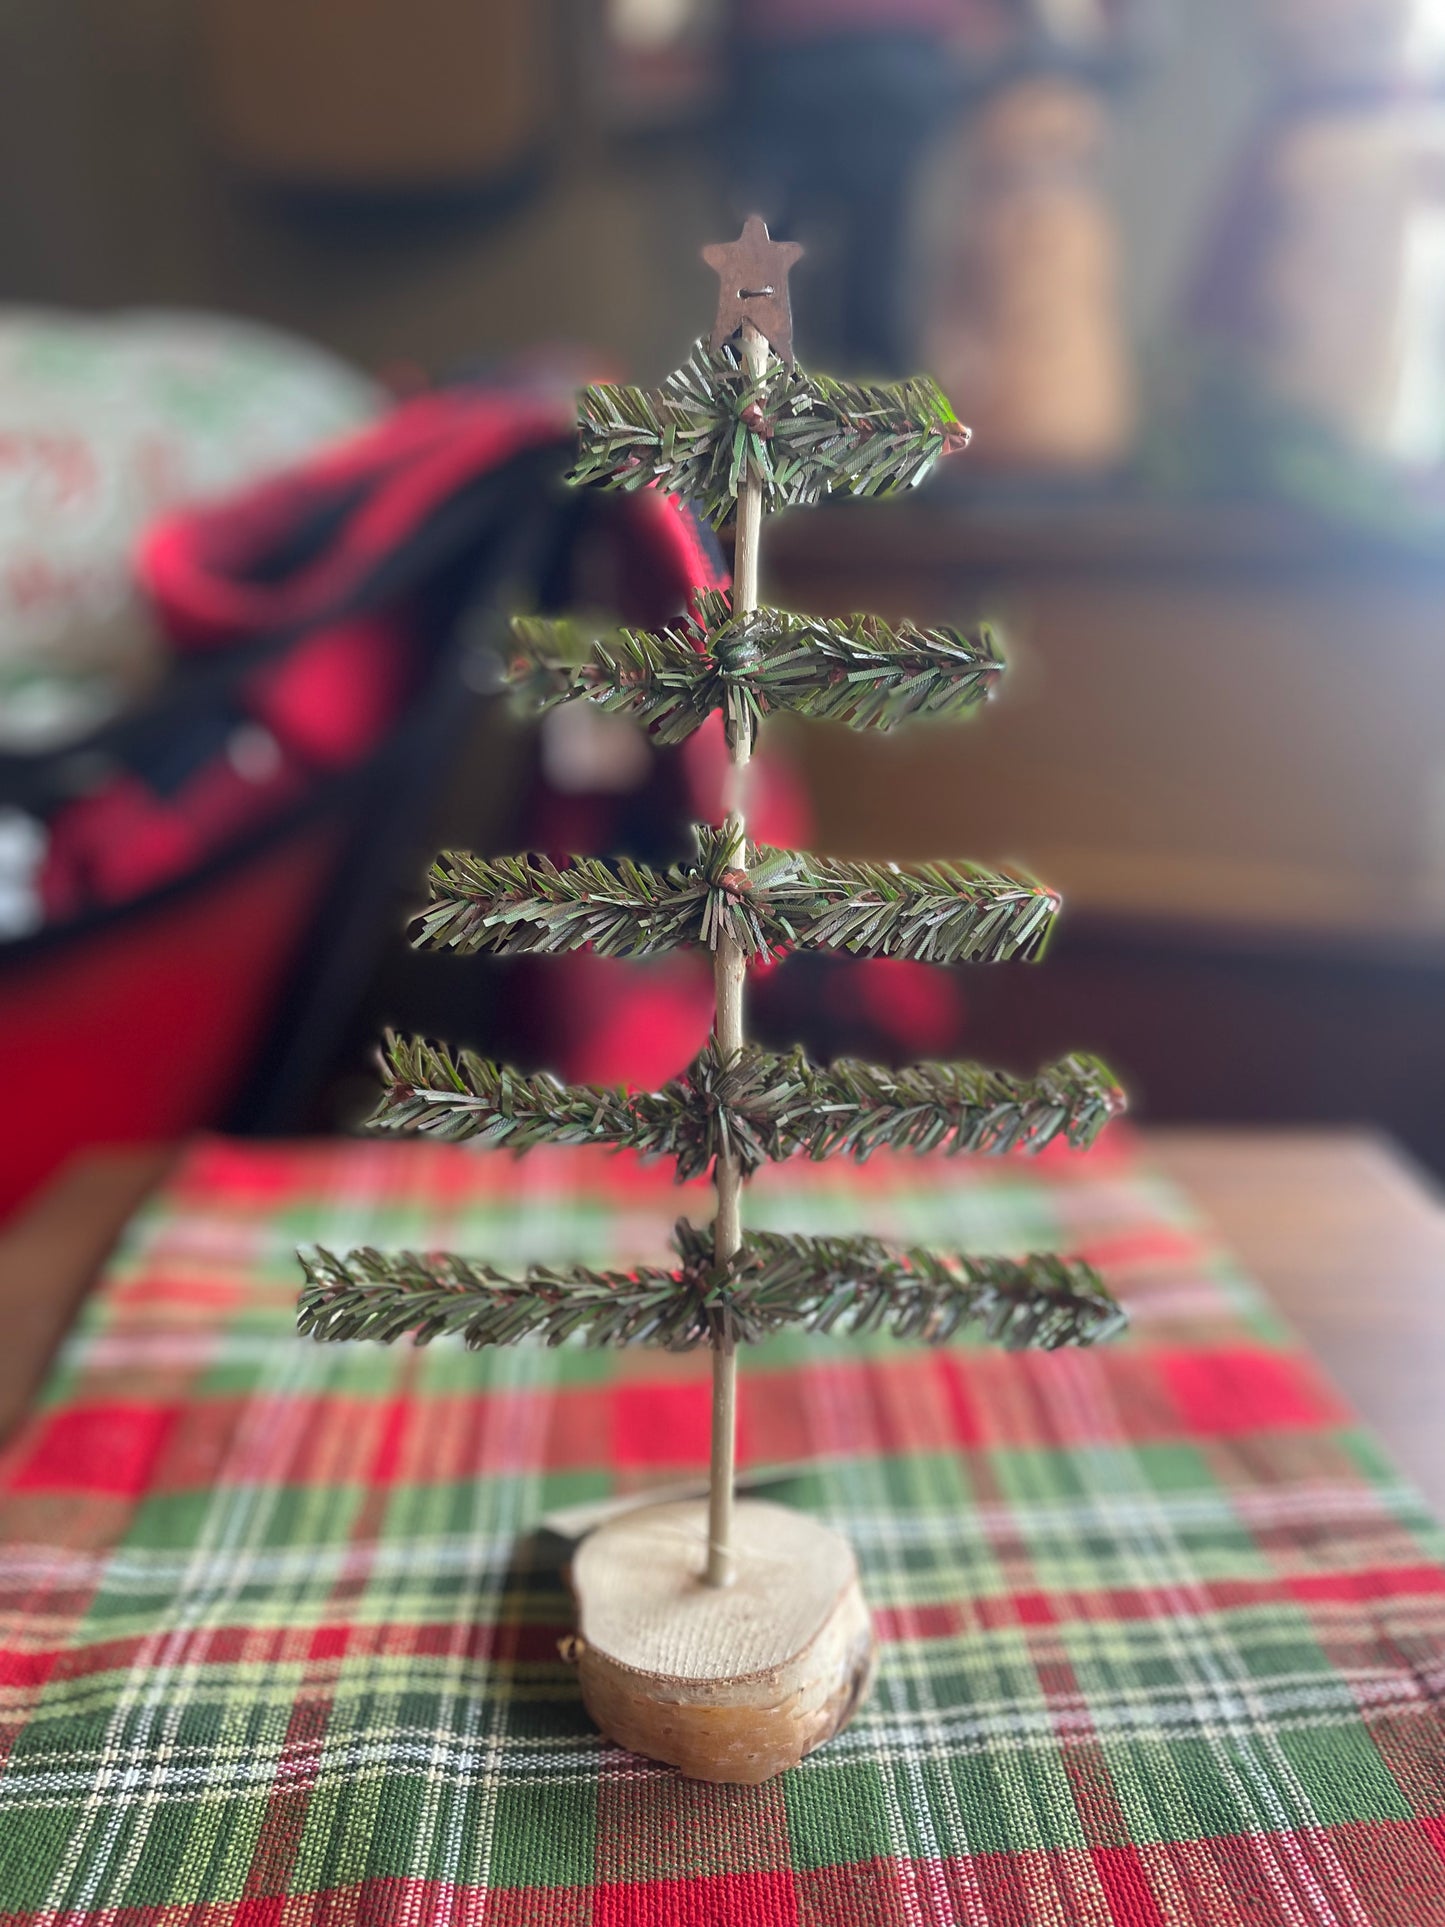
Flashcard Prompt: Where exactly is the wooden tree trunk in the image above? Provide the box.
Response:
[565,1499,876,1784]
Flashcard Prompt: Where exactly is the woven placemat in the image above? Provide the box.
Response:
[3,1136,1444,1924]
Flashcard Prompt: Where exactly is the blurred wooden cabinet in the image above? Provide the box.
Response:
[203,0,547,189]
[769,496,1445,1170]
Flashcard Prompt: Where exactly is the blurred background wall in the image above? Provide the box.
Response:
[6,0,1445,1214]
[0,1,1253,371]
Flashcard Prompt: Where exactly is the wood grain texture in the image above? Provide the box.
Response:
[567,1498,876,1783]
[0,1147,175,1445]
[1151,1127,1445,1519]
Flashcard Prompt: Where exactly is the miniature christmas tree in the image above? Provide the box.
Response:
[298,219,1127,1785]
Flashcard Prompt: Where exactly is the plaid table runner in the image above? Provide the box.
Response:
[3,1136,1445,1926]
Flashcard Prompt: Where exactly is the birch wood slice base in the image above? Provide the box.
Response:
[566,1498,876,1785]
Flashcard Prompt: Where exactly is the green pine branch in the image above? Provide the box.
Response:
[370,1031,782,1179]
[298,1220,1125,1354]
[508,589,1003,750]
[373,1033,644,1150]
[682,1224,1126,1349]
[414,824,1058,966]
[570,338,969,528]
[370,1034,1124,1180]
[774,1049,1123,1163]
[298,1243,701,1350]
[410,833,742,960]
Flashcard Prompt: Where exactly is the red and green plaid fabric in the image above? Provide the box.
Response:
[3,1136,1445,1925]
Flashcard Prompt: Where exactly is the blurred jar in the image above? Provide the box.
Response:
[1263,0,1445,91]
[1190,0,1445,477]
[1256,108,1445,466]
[915,78,1137,472]
[203,0,545,190]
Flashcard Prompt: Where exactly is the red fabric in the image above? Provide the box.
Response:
[137,389,574,651]
[41,762,313,923]
[245,619,408,771]
[0,826,338,1221]
[41,384,588,923]
[12,1404,181,1496]
[1160,1346,1346,1436]
[1,382,750,1219]
[843,955,962,1054]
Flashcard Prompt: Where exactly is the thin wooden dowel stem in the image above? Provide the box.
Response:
[706,320,768,1589]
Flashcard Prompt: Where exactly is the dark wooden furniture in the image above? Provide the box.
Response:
[3,1132,1443,1516]
[768,496,1445,1172]
[1153,1130,1445,1520]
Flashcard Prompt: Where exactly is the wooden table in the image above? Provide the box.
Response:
[3,1133,1444,1516]
[1151,1130,1445,1520]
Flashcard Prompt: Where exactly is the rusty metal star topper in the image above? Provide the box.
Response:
[703,216,805,367]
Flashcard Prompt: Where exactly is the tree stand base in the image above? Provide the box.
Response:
[564,1497,876,1785]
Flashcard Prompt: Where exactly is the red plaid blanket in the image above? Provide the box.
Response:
[2,1136,1444,1925]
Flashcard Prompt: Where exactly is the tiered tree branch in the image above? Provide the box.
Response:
[299,1220,1124,1354]
[509,590,1004,750]
[570,339,970,528]
[414,825,1060,966]
[294,227,1131,1610]
[371,1034,1124,1180]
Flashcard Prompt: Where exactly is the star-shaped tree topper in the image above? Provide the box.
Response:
[703,216,805,366]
